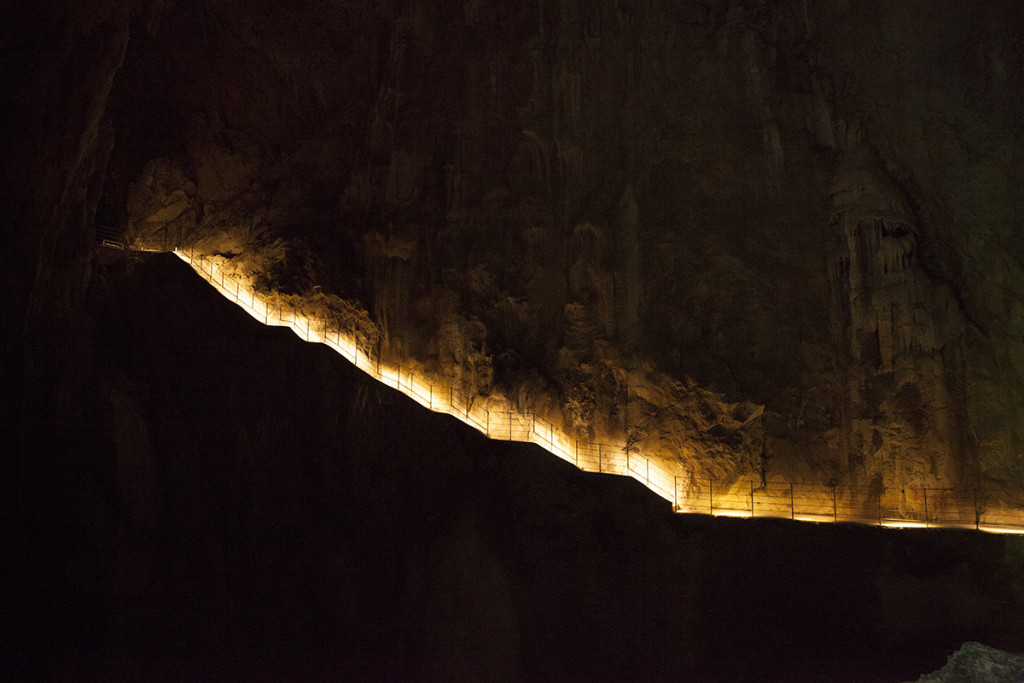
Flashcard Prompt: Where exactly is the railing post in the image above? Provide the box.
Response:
[923,488,929,528]
[974,488,980,530]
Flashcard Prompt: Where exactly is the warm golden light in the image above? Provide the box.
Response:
[712,509,752,519]
[175,248,1024,535]
[978,525,1024,535]
[880,520,929,529]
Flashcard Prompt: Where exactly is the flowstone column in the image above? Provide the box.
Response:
[827,145,962,491]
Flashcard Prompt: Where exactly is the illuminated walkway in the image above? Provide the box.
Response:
[173,248,1024,535]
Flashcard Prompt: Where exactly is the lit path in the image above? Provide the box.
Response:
[173,248,1024,535]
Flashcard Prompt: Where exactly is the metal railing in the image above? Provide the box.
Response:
[96,225,127,250]
[174,247,1024,535]
[673,479,1020,531]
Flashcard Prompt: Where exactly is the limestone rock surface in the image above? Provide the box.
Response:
[915,642,1024,683]
[96,1,1024,500]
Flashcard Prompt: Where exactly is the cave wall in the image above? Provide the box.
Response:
[93,0,1024,494]
[3,2,1024,679]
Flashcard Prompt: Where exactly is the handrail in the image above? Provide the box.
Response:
[96,225,127,250]
[173,248,1024,535]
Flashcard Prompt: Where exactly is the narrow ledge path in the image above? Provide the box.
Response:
[172,247,1024,535]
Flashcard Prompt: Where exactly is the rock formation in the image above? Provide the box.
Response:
[828,142,966,496]
[4,1,1024,679]
[914,642,1024,683]
[95,0,1024,503]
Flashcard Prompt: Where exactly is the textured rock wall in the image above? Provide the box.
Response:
[101,1,1024,497]
[828,143,966,493]
[6,4,1024,679]
[6,0,1024,556]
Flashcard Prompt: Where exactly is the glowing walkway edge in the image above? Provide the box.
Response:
[172,248,1024,536]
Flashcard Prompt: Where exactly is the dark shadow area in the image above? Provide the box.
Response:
[5,254,1023,682]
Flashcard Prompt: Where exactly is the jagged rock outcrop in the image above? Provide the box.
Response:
[914,642,1024,683]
